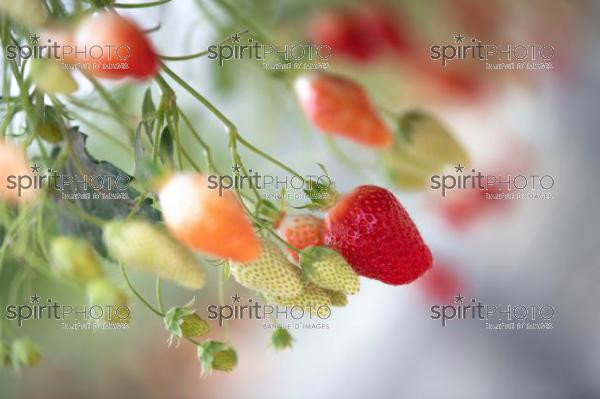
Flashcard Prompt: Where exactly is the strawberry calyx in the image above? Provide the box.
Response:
[197,341,238,377]
[270,327,294,351]
[163,299,210,345]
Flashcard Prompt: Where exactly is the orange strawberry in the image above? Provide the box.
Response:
[277,214,324,262]
[294,73,393,148]
[0,141,36,204]
[158,173,261,262]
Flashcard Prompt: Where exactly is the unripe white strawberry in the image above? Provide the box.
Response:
[103,220,206,290]
[50,236,104,285]
[266,281,332,318]
[300,246,359,295]
[86,279,130,324]
[231,239,303,298]
[383,111,469,190]
[325,289,348,307]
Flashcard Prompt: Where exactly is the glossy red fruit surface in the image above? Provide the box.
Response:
[324,185,432,285]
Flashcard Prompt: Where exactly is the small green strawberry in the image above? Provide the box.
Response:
[50,236,104,285]
[212,348,237,372]
[270,327,293,351]
[163,303,210,345]
[324,289,348,307]
[103,221,206,290]
[383,111,469,190]
[381,145,436,191]
[197,341,237,377]
[86,279,130,324]
[231,239,303,298]
[267,281,332,318]
[30,59,79,95]
[36,106,66,143]
[11,338,41,372]
[300,246,359,295]
[399,111,469,166]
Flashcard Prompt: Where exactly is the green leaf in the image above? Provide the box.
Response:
[159,126,174,166]
[56,128,160,256]
[141,88,157,133]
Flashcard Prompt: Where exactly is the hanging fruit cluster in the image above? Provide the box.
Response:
[0,0,480,378]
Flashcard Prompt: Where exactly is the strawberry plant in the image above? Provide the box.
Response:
[0,0,472,378]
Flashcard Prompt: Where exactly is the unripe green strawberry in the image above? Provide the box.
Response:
[87,279,130,324]
[383,111,469,190]
[103,221,206,290]
[30,59,78,95]
[11,338,41,371]
[270,327,293,351]
[267,281,332,318]
[163,305,210,345]
[381,145,435,190]
[300,246,359,295]
[231,239,303,298]
[197,341,237,377]
[181,314,210,337]
[325,289,348,307]
[398,111,469,166]
[50,236,104,285]
[212,348,237,372]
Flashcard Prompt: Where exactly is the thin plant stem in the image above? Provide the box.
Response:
[119,263,164,317]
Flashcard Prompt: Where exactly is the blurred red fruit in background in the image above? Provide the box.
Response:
[74,12,159,80]
[307,5,414,63]
[418,262,465,304]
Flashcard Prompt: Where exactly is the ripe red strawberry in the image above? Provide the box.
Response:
[74,12,159,80]
[324,185,432,285]
[294,73,393,148]
[277,214,324,262]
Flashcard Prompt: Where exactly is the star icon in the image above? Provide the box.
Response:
[31,164,40,173]
[30,294,41,303]
[231,33,241,43]
[454,294,465,303]
[232,164,241,173]
[455,164,464,173]
[454,34,465,43]
[30,34,40,44]
[231,294,241,303]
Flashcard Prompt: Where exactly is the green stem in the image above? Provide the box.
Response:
[160,62,235,131]
[86,76,135,140]
[126,192,148,220]
[155,277,165,314]
[114,0,171,8]
[218,264,230,341]
[236,135,305,181]
[119,263,164,317]
[52,200,107,227]
[160,28,248,61]
[179,109,216,173]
